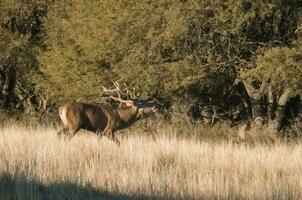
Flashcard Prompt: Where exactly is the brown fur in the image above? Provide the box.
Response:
[57,102,157,145]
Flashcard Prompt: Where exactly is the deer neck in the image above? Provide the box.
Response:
[116,106,138,130]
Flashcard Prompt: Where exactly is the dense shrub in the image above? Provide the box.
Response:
[0,0,302,130]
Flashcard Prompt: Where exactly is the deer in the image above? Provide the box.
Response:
[57,82,162,146]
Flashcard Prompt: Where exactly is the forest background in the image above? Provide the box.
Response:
[1,0,302,135]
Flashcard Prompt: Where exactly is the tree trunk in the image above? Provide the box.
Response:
[234,79,253,120]
[1,67,16,109]
[267,87,276,121]
[274,88,292,130]
[241,79,267,120]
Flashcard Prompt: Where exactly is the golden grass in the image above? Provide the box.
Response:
[0,125,302,200]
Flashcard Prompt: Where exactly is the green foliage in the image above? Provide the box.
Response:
[0,0,301,124]
[36,0,297,103]
[242,47,302,95]
[0,0,23,60]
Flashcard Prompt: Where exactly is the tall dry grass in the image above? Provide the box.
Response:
[0,125,301,200]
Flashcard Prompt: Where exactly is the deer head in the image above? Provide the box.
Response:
[102,82,163,128]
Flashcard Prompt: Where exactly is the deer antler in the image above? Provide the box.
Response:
[123,83,136,99]
[102,81,122,99]
[102,81,140,99]
[102,81,135,106]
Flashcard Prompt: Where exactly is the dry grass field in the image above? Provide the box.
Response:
[0,125,302,200]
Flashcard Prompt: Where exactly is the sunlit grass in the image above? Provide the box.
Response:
[0,125,301,200]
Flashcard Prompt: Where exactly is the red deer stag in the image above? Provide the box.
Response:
[57,82,162,145]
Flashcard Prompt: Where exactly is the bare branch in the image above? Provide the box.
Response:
[123,83,134,99]
[38,92,49,111]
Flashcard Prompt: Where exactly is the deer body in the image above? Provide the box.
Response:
[59,103,112,131]
[57,82,163,145]
[58,101,157,145]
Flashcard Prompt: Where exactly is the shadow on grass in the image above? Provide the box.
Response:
[0,172,292,200]
[0,173,189,200]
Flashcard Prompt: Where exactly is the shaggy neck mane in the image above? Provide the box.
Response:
[116,106,138,130]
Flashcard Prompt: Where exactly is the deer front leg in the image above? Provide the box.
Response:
[95,129,104,142]
[95,129,102,135]
[103,126,120,146]
[109,130,121,146]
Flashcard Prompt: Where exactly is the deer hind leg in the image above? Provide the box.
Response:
[57,124,78,141]
[64,126,80,141]
[57,123,68,139]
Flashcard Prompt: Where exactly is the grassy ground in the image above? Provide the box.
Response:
[0,125,301,200]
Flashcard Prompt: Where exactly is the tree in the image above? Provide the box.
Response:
[0,0,51,116]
